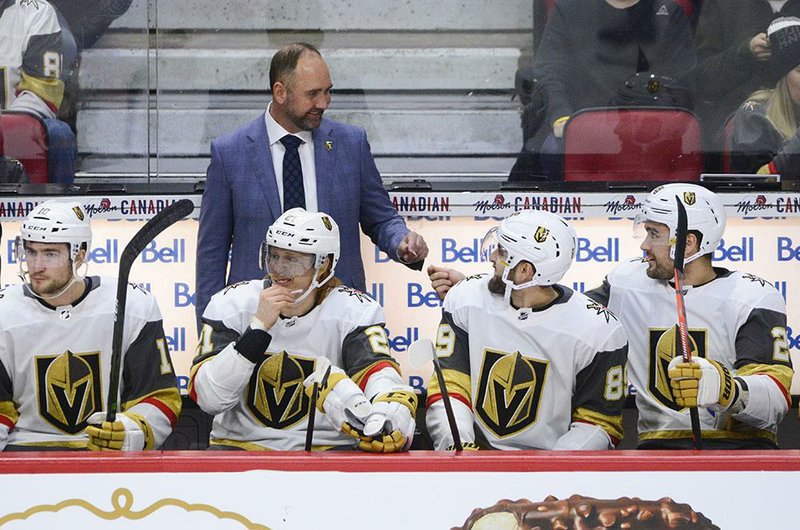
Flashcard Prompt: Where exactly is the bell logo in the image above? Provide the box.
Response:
[683,192,696,206]
[534,226,549,243]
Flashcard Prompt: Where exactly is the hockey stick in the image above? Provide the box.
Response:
[106,199,195,421]
[305,358,332,452]
[408,339,463,451]
[672,195,702,450]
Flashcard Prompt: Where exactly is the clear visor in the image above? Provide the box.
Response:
[264,245,316,278]
[15,237,72,270]
[480,227,509,264]
[632,215,673,249]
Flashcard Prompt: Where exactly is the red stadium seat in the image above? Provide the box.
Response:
[1,111,49,184]
[563,107,703,182]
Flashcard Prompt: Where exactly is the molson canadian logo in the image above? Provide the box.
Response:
[0,488,271,528]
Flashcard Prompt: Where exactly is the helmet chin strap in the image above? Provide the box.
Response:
[500,267,541,306]
[289,265,334,306]
[669,243,704,266]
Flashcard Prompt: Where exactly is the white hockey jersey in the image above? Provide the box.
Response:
[0,277,181,450]
[190,280,404,451]
[426,274,628,450]
[0,0,63,117]
[589,259,792,448]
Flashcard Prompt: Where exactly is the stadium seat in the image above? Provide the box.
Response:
[563,107,703,182]
[0,112,77,184]
[1,111,49,183]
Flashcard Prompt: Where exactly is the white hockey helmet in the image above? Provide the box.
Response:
[19,200,92,260]
[484,209,577,289]
[261,208,340,299]
[16,200,92,299]
[636,183,726,263]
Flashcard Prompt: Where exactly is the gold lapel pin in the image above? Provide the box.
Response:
[325,141,333,151]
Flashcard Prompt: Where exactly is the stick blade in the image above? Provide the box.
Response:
[674,195,688,273]
[408,339,436,369]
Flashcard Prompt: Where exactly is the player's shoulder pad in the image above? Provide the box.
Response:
[572,290,621,325]
[443,272,489,312]
[205,279,262,317]
[323,285,385,325]
[605,258,654,290]
[728,271,786,311]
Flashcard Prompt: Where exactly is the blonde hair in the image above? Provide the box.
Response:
[749,78,800,140]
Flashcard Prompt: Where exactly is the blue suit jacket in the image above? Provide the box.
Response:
[195,113,409,319]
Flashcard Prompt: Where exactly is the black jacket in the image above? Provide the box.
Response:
[533,0,696,127]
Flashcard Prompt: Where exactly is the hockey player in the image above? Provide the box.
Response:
[1,0,65,119]
[425,210,628,450]
[585,183,792,449]
[189,208,416,452]
[0,200,181,451]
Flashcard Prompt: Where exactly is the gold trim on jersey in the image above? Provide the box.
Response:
[12,440,88,449]
[0,400,19,425]
[475,349,548,439]
[350,360,401,389]
[648,327,707,412]
[573,407,623,443]
[736,364,794,393]
[639,428,776,444]
[18,70,64,108]
[428,368,472,403]
[122,387,182,422]
[124,411,155,450]
[209,438,336,452]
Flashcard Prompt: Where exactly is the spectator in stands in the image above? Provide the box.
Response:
[425,210,628,451]
[532,0,696,178]
[191,209,416,452]
[692,0,800,161]
[729,17,800,179]
[0,117,28,183]
[0,201,181,451]
[49,0,132,50]
[0,0,65,120]
[196,42,428,322]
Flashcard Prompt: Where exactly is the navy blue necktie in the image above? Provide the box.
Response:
[280,135,306,211]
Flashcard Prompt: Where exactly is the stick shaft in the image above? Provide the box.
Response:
[106,199,195,421]
[432,355,463,451]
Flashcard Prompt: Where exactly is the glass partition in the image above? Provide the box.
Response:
[3,0,795,186]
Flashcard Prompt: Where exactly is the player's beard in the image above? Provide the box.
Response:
[644,256,674,280]
[31,271,74,297]
[488,274,506,295]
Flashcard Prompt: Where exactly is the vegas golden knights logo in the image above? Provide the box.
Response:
[35,351,102,434]
[246,352,315,429]
[534,226,549,243]
[475,350,548,438]
[648,327,707,411]
[322,216,333,231]
[683,192,696,206]
[72,206,85,221]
